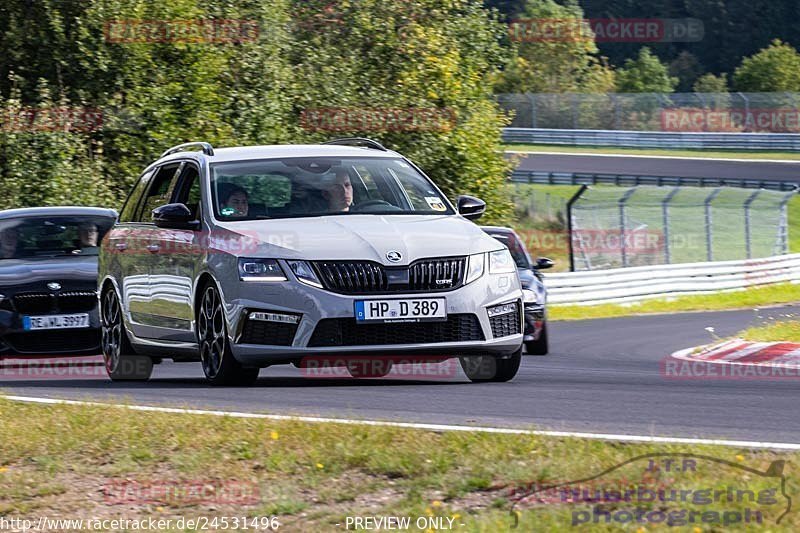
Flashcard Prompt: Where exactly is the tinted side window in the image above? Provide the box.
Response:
[172,163,202,219]
[136,163,181,222]
[119,170,154,223]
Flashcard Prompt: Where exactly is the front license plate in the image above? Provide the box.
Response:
[355,298,447,323]
[23,313,90,330]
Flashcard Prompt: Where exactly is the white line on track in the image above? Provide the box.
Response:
[504,150,800,164]
[3,394,799,451]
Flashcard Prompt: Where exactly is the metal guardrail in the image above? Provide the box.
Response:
[510,170,798,192]
[543,253,800,305]
[503,128,800,152]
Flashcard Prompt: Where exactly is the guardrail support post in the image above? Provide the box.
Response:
[704,188,722,262]
[662,187,680,264]
[743,189,761,259]
[619,187,637,268]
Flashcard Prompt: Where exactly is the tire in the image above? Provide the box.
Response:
[197,282,259,386]
[459,348,522,383]
[346,359,393,378]
[101,288,153,381]
[525,322,549,356]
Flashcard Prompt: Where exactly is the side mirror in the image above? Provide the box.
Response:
[152,203,199,230]
[535,257,554,270]
[456,195,486,221]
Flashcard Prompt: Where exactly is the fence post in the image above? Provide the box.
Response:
[567,185,589,272]
[743,189,761,259]
[661,187,680,264]
[737,92,749,132]
[775,191,796,256]
[704,188,722,262]
[527,93,537,129]
[619,187,637,268]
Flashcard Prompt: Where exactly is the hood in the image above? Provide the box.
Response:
[0,255,98,290]
[216,214,503,264]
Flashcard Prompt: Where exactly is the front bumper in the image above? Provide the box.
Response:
[523,303,546,342]
[219,269,524,365]
[0,308,101,357]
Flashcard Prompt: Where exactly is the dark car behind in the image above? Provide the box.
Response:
[481,226,552,355]
[0,207,117,357]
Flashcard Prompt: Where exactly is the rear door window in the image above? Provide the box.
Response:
[135,163,182,222]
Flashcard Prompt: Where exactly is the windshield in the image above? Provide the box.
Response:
[210,157,454,220]
[488,232,530,269]
[0,216,114,259]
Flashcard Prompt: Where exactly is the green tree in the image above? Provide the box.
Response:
[693,73,728,93]
[615,48,678,93]
[495,0,614,94]
[733,39,800,92]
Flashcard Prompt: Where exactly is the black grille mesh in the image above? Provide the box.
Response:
[238,319,298,346]
[308,314,484,347]
[312,257,466,294]
[489,303,522,338]
[13,291,97,314]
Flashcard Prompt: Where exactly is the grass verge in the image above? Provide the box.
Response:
[0,397,798,531]
[505,143,800,160]
[740,320,800,342]
[549,283,800,321]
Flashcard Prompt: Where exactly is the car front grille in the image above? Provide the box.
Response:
[312,257,466,294]
[12,291,97,314]
[489,303,522,338]
[238,318,299,346]
[4,330,99,354]
[308,314,484,347]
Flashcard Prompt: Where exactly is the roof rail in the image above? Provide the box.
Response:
[322,137,387,151]
[160,142,215,159]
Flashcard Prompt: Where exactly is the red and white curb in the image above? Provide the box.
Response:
[667,338,800,381]
[671,338,800,369]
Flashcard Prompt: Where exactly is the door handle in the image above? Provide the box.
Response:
[146,244,161,253]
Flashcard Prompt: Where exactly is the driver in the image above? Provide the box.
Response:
[322,168,353,212]
[219,184,250,217]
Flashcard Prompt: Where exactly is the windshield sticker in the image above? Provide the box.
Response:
[221,207,236,216]
[425,197,447,211]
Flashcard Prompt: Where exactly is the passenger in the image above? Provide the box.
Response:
[78,223,99,247]
[219,184,249,217]
[0,227,19,259]
[322,169,353,212]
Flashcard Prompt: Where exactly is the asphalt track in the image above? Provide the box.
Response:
[513,152,800,185]
[2,306,799,444]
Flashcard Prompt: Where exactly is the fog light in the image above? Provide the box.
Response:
[487,302,516,318]
[248,311,300,324]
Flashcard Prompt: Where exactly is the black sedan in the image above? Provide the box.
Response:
[481,226,553,355]
[0,207,116,358]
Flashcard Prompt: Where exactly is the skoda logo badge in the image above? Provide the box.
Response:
[386,251,402,263]
[47,282,61,291]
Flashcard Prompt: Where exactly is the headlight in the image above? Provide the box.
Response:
[464,253,485,284]
[523,285,547,305]
[489,249,516,274]
[238,258,287,282]
[287,260,323,288]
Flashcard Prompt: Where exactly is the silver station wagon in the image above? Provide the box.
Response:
[98,138,523,384]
